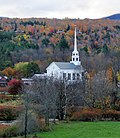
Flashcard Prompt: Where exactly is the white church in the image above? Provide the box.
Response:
[45,27,84,82]
[23,27,84,85]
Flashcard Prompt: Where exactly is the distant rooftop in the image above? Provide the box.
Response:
[54,62,83,70]
[32,73,47,79]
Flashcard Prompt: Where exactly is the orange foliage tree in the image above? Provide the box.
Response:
[3,67,15,78]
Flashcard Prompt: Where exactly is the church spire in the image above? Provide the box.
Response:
[70,26,81,66]
[74,27,77,51]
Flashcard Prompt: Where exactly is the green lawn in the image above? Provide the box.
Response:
[37,121,120,138]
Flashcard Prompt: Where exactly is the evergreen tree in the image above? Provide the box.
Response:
[58,35,69,52]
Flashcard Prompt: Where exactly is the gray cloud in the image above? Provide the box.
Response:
[0,0,119,18]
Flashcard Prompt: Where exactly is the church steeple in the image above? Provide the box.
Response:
[74,27,77,51]
[70,27,81,66]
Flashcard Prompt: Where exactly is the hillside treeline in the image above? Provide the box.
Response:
[0,17,120,73]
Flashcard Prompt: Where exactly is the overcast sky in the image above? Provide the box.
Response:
[0,0,119,19]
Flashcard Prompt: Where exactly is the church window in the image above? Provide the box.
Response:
[68,73,71,80]
[76,53,78,56]
[73,58,75,61]
[82,72,84,76]
[73,73,75,80]
[63,73,66,79]
[77,73,80,80]
[76,58,78,61]
[73,53,75,56]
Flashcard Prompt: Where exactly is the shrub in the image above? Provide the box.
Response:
[0,124,10,136]
[0,106,22,121]
[0,86,8,92]
[70,108,102,121]
[8,79,23,95]
[0,94,13,103]
[70,108,120,121]
[102,110,120,121]
[0,125,18,137]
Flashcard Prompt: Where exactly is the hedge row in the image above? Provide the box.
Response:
[0,106,22,121]
[70,108,120,121]
[0,124,19,137]
[0,117,46,137]
[0,94,13,103]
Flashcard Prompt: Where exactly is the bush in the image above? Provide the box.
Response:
[70,108,102,121]
[0,124,10,137]
[0,94,13,103]
[8,79,23,95]
[0,106,22,121]
[0,86,8,92]
[0,125,18,137]
[70,108,120,121]
[102,110,120,121]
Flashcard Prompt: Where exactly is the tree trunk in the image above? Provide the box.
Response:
[24,107,28,138]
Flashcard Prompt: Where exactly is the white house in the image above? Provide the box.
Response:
[22,78,33,85]
[46,27,84,82]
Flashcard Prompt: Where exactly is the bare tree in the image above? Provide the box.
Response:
[31,77,59,126]
[109,51,120,109]
[18,85,39,138]
[87,71,113,110]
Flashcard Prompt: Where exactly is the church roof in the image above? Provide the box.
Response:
[54,62,83,70]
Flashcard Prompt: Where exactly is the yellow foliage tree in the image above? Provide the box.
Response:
[106,66,113,83]
[117,72,120,82]
[3,67,15,78]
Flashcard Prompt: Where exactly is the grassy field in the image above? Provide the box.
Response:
[36,121,120,138]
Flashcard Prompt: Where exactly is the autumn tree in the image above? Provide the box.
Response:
[3,67,15,78]
[8,79,23,95]
[14,62,28,77]
[14,62,40,78]
[89,71,113,109]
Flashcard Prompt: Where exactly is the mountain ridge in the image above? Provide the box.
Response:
[0,13,120,20]
[104,13,120,20]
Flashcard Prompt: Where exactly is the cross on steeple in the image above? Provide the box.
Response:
[70,26,81,66]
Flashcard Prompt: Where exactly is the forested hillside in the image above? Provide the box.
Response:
[0,17,120,74]
[0,17,120,138]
